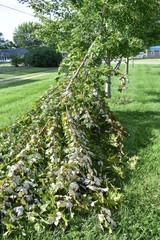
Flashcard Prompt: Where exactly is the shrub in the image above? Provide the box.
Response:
[11,55,24,67]
[24,47,62,67]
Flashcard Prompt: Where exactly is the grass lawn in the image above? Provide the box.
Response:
[133,58,160,63]
[1,62,160,239]
[107,63,160,239]
[0,64,57,79]
[0,66,58,129]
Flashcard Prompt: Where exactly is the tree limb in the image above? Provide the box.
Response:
[114,57,122,71]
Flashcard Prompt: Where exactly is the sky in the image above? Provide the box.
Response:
[0,0,39,41]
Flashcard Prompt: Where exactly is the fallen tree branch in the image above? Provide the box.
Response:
[39,37,98,136]
[65,39,98,93]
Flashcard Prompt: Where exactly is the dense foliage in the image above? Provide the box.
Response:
[0,33,15,50]
[13,22,42,49]
[18,0,160,93]
[18,0,160,58]
[0,39,127,237]
[10,55,25,67]
[24,47,62,67]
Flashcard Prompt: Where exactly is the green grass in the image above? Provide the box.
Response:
[0,66,58,129]
[0,64,57,79]
[133,58,160,62]
[1,63,160,239]
[107,63,160,240]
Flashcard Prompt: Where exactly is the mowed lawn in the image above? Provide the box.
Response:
[0,65,58,129]
[108,63,160,240]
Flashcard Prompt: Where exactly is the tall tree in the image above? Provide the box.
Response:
[0,32,5,49]
[13,22,42,49]
[0,32,14,50]
[18,0,160,95]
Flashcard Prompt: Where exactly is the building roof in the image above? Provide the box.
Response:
[150,46,160,51]
[0,48,28,57]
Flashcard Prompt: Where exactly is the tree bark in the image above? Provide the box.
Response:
[125,57,129,75]
[114,57,122,71]
[105,54,111,98]
[132,57,134,68]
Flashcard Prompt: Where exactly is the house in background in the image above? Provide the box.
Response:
[146,46,160,59]
[0,48,28,62]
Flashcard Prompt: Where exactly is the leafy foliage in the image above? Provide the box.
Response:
[0,39,127,236]
[0,33,15,50]
[10,55,24,67]
[24,46,62,67]
[18,0,160,94]
[13,22,42,49]
[18,0,160,58]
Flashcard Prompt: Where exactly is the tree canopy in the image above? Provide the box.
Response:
[18,0,160,94]
[0,33,14,50]
[18,0,160,59]
[13,22,43,49]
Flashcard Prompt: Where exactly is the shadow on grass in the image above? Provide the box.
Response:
[112,108,160,193]
[0,65,58,74]
[114,110,160,156]
[151,65,160,68]
[142,90,160,103]
[111,107,160,238]
[148,71,160,75]
[0,78,47,89]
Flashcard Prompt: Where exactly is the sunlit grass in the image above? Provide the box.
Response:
[107,63,160,239]
[0,67,57,129]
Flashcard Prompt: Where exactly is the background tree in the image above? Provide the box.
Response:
[0,32,14,50]
[0,32,5,49]
[13,22,43,49]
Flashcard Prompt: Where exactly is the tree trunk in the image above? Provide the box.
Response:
[125,57,129,75]
[105,54,111,98]
[114,57,122,71]
[132,57,134,68]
